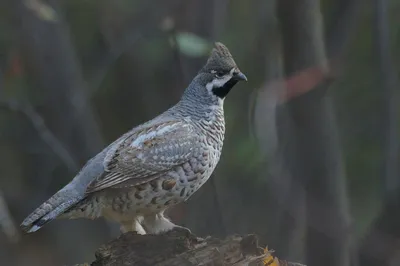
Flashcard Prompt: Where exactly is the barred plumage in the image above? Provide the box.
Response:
[20,42,247,234]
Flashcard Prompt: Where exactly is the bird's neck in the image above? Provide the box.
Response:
[169,98,225,144]
[171,77,226,135]
[173,97,224,122]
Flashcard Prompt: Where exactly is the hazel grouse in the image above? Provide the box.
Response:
[21,42,247,234]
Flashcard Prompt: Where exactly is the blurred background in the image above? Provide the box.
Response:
[0,0,399,265]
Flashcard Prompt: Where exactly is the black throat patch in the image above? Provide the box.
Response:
[212,78,238,98]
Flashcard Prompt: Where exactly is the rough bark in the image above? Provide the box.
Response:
[77,230,305,266]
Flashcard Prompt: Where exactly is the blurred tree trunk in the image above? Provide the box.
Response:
[358,0,400,265]
[254,0,361,262]
[252,0,308,262]
[11,0,104,163]
[276,1,352,265]
[10,0,109,263]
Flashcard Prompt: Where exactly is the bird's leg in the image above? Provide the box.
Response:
[133,219,146,235]
[142,212,192,235]
[120,219,146,235]
[143,214,205,242]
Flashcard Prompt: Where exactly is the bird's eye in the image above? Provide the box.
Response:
[214,71,225,78]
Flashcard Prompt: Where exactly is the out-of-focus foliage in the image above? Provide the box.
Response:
[175,32,211,57]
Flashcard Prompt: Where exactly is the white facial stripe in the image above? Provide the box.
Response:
[206,68,235,93]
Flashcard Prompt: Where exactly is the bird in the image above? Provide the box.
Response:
[20,42,247,235]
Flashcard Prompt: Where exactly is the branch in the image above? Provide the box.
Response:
[87,33,142,93]
[0,99,79,172]
[0,190,19,243]
[77,230,306,266]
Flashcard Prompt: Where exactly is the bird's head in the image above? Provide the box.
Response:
[198,42,247,100]
[182,42,247,106]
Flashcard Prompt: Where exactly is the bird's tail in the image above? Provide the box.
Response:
[20,186,83,233]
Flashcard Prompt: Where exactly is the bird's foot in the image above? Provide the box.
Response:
[170,224,192,235]
[169,225,205,243]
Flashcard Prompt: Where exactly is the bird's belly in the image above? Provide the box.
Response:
[167,149,220,200]
[99,182,183,220]
[70,150,220,223]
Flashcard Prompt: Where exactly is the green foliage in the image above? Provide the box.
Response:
[25,0,58,22]
[233,137,264,173]
[174,32,211,57]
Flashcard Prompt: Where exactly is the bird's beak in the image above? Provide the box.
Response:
[234,71,248,82]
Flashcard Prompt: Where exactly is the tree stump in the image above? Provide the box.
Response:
[77,229,306,266]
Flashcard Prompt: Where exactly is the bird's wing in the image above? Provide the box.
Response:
[85,120,197,194]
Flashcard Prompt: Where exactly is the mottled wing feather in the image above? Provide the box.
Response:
[85,121,196,193]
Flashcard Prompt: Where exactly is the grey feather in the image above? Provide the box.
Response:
[20,184,82,233]
[20,146,110,232]
[86,120,197,193]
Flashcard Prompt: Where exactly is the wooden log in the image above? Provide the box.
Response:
[77,229,306,266]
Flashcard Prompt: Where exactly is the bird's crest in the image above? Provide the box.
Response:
[201,42,238,73]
